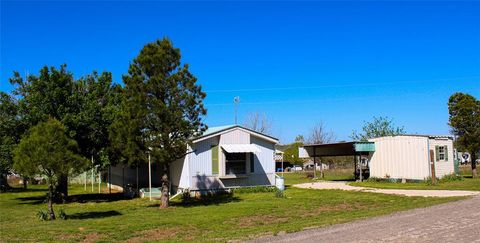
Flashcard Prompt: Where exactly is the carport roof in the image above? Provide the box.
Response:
[303,141,375,157]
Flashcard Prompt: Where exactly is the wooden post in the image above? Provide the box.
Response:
[108,165,111,194]
[430,150,436,183]
[91,156,94,192]
[149,153,152,201]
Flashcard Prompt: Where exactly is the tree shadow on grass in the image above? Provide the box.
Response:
[146,192,241,208]
[67,210,122,220]
[5,187,48,193]
[16,195,47,205]
[67,193,133,204]
[16,193,132,205]
[173,192,241,207]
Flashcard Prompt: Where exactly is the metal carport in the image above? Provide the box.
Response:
[302,141,375,181]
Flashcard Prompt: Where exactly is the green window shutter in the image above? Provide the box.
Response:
[435,146,440,161]
[211,145,219,175]
[250,153,255,173]
[444,146,448,161]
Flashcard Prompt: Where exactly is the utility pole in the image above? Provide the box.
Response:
[234,96,240,124]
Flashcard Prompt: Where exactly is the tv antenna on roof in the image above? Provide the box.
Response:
[234,96,240,124]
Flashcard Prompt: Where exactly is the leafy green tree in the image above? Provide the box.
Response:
[9,65,80,197]
[13,119,88,219]
[283,142,304,166]
[351,116,406,141]
[74,71,123,169]
[294,135,305,143]
[0,92,26,190]
[448,93,480,178]
[111,38,207,208]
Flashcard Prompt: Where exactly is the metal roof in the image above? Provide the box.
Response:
[193,125,279,143]
[303,141,374,157]
[221,144,261,153]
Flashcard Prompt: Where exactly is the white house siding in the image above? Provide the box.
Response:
[369,136,430,180]
[187,129,275,190]
[429,138,454,178]
[219,128,250,144]
[249,135,276,185]
[188,136,219,183]
[170,155,189,191]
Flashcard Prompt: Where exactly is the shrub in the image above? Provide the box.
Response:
[440,173,464,182]
[424,177,438,186]
[365,177,383,182]
[36,210,48,221]
[275,188,286,198]
[181,190,193,205]
[58,209,67,220]
[233,186,276,194]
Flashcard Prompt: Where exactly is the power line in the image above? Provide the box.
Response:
[204,76,480,93]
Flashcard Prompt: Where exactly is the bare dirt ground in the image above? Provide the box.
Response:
[293,181,480,197]
[251,195,480,243]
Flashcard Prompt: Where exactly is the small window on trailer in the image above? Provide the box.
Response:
[435,145,448,162]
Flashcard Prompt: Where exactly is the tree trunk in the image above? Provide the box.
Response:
[0,173,10,192]
[48,182,56,220]
[56,174,68,202]
[159,164,170,209]
[23,177,28,189]
[471,151,477,178]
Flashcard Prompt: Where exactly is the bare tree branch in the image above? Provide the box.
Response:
[307,122,336,144]
[243,112,273,135]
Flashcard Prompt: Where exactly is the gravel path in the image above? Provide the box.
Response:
[293,181,480,197]
[251,195,480,243]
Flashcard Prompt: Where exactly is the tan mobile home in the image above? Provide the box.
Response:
[369,135,454,180]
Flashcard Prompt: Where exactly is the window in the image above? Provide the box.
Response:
[435,145,448,161]
[438,146,445,161]
[225,153,246,175]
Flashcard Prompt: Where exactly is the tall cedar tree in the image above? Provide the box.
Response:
[0,92,26,190]
[111,38,207,208]
[13,119,88,220]
[448,93,480,178]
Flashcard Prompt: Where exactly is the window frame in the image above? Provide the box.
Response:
[438,146,446,161]
[225,152,247,175]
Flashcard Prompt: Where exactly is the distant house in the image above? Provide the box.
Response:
[300,135,455,181]
[109,125,278,193]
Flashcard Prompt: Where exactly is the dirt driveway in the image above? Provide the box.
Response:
[293,181,480,197]
[251,195,480,243]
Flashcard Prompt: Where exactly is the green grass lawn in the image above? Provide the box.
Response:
[0,184,463,242]
[282,169,355,186]
[349,166,480,191]
[349,178,480,191]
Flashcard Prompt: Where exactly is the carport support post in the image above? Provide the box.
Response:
[358,153,363,182]
[320,157,324,179]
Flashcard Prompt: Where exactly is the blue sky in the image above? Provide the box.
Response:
[1,1,479,143]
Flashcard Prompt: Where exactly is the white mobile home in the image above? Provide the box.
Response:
[368,135,454,180]
[110,125,278,192]
[300,135,455,181]
[170,125,278,191]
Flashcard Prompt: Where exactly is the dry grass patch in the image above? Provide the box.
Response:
[126,226,195,242]
[232,214,289,228]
